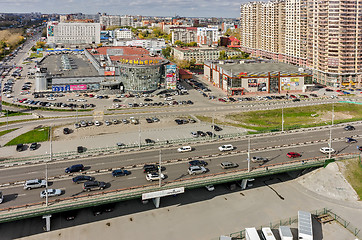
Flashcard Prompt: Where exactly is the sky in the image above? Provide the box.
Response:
[0,0,247,18]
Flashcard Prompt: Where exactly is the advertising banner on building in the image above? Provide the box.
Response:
[247,78,268,91]
[166,65,177,90]
[52,84,87,92]
[104,71,115,76]
[281,77,300,90]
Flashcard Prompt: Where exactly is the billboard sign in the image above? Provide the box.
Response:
[165,65,177,90]
[142,187,185,200]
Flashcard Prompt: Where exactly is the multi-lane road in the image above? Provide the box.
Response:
[0,123,360,208]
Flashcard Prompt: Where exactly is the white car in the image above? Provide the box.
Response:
[95,120,101,126]
[188,166,207,175]
[177,146,192,153]
[47,97,56,101]
[218,144,234,152]
[40,189,62,198]
[320,147,335,154]
[105,120,111,126]
[146,173,165,182]
[205,185,215,191]
[77,98,87,102]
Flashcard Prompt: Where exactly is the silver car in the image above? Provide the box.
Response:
[24,179,47,190]
[188,166,207,175]
[40,189,62,198]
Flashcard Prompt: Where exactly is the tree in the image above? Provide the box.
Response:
[162,46,172,58]
[219,50,227,60]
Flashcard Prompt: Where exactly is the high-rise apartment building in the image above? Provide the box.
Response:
[307,0,362,86]
[240,0,362,87]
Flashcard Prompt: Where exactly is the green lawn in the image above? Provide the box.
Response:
[0,110,31,117]
[5,127,49,146]
[29,52,43,58]
[0,128,18,137]
[197,103,362,133]
[344,159,362,200]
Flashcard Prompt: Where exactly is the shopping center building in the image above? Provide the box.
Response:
[35,46,176,93]
[204,59,313,95]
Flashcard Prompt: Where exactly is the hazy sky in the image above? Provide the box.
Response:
[1,0,246,18]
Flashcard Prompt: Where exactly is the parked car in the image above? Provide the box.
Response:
[220,162,239,169]
[24,179,47,190]
[94,120,101,126]
[251,156,269,163]
[191,131,198,138]
[72,175,95,184]
[211,125,222,131]
[320,147,335,154]
[29,142,38,151]
[77,146,84,153]
[205,185,215,191]
[65,164,84,173]
[112,169,131,177]
[63,128,71,134]
[286,152,301,158]
[116,142,125,148]
[63,210,78,221]
[344,125,355,131]
[177,146,192,153]
[145,138,155,144]
[188,160,208,166]
[83,181,106,192]
[197,131,206,137]
[146,172,165,182]
[218,144,234,152]
[188,166,207,175]
[146,118,153,123]
[16,143,25,152]
[40,189,62,198]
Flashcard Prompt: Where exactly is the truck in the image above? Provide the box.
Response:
[245,227,261,240]
[261,227,276,240]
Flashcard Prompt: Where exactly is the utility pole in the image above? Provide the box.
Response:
[282,104,284,132]
[159,149,162,187]
[46,126,52,207]
[138,124,141,149]
[247,138,251,172]
[6,109,8,131]
[212,110,215,138]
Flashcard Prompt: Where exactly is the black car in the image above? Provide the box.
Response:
[63,210,78,221]
[211,125,222,131]
[65,164,84,173]
[77,146,84,153]
[145,138,155,144]
[197,131,206,137]
[146,118,153,123]
[72,175,95,184]
[83,181,106,192]
[29,142,38,151]
[16,143,24,152]
[206,131,215,137]
[189,160,208,166]
[143,164,159,173]
[112,169,131,177]
[344,125,355,131]
[63,128,71,134]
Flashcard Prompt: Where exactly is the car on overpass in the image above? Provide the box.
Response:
[112,169,131,177]
[319,147,335,154]
[143,164,159,173]
[83,181,106,192]
[251,157,269,163]
[65,164,84,173]
[189,160,208,166]
[40,189,62,198]
[220,162,239,169]
[146,173,165,182]
[24,179,47,190]
[287,152,301,158]
[188,166,207,175]
[218,144,234,152]
[72,175,95,184]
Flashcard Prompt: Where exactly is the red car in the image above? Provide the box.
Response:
[287,152,301,158]
[218,98,226,102]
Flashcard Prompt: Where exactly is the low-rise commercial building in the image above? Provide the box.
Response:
[173,47,241,64]
[204,59,312,95]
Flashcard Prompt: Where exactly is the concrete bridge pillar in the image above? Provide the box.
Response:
[42,214,52,232]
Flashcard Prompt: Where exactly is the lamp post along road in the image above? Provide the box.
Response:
[247,138,251,172]
[329,103,334,159]
[158,149,162,187]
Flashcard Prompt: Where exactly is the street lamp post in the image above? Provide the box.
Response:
[282,104,284,132]
[247,138,251,172]
[328,103,334,159]
[46,126,52,207]
[158,149,162,187]
[138,124,141,149]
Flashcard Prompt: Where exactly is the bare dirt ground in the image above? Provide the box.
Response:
[298,161,359,202]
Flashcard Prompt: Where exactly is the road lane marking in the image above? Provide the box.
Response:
[127,177,136,180]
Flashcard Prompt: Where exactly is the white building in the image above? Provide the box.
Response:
[170,27,197,44]
[115,29,132,39]
[47,21,101,45]
[197,27,219,46]
[113,39,166,52]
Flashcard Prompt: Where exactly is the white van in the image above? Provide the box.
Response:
[177,146,192,153]
[218,144,234,152]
